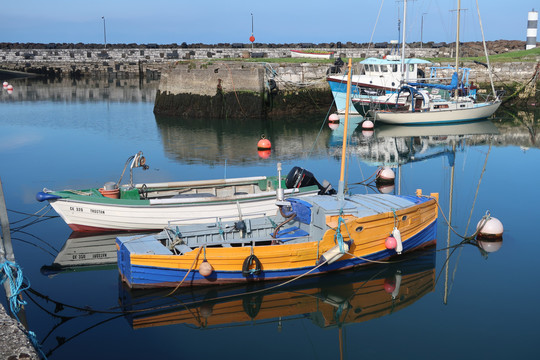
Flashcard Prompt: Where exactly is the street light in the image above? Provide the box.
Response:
[421,13,427,48]
[250,13,254,51]
[102,16,107,49]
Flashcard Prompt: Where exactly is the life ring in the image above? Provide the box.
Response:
[242,254,262,277]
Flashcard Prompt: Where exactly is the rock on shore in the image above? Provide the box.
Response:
[0,303,38,360]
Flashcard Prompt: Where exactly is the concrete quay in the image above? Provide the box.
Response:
[1,45,538,118]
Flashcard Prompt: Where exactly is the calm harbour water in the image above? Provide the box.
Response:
[1,77,539,359]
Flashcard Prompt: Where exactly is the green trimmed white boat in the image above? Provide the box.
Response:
[36,152,329,232]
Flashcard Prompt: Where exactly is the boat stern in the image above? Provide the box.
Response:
[116,235,135,287]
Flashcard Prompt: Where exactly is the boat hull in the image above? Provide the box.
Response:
[373,101,501,125]
[48,188,317,232]
[119,221,436,288]
[290,50,334,59]
[327,77,361,115]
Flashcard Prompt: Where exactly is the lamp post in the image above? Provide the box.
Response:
[249,13,255,51]
[102,16,107,49]
[421,13,427,48]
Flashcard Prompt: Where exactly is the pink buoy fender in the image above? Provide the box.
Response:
[199,260,214,277]
[385,235,397,250]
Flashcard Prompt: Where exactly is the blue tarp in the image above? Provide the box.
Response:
[408,71,459,90]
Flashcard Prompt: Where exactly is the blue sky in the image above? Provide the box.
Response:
[1,0,537,44]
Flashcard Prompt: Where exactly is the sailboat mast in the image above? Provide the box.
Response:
[455,0,461,75]
[400,0,408,82]
[475,0,497,97]
[337,58,353,202]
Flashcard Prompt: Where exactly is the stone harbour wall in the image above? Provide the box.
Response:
[0,47,538,84]
[1,46,538,118]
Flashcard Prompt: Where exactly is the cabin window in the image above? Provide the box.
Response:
[368,64,374,72]
[359,65,366,75]
[373,65,379,72]
[409,64,414,73]
[402,215,408,221]
[392,64,398,72]
[380,65,388,72]
[355,226,364,233]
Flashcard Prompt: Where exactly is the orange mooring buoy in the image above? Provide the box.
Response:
[257,135,271,150]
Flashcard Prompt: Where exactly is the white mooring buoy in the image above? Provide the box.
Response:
[362,119,374,130]
[476,215,504,238]
[328,113,340,123]
[376,166,395,184]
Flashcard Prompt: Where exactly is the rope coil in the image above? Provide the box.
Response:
[1,260,29,315]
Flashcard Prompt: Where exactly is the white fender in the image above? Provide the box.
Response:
[392,227,403,254]
[320,242,350,265]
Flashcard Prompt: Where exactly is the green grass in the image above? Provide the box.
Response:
[420,47,540,63]
[222,46,540,64]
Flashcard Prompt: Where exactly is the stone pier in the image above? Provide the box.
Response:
[1,44,539,117]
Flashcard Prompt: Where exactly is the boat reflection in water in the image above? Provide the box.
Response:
[360,120,499,167]
[28,232,501,358]
[119,249,436,330]
[40,232,146,276]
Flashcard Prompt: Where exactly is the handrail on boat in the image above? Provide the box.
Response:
[149,187,302,205]
[134,176,268,189]
[165,211,270,227]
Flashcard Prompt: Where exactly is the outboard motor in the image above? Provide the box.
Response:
[285,166,336,195]
[326,57,345,75]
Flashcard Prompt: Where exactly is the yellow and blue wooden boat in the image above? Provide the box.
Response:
[116,190,438,288]
[116,58,439,289]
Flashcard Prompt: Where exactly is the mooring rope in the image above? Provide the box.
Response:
[424,194,491,241]
[0,260,48,359]
[0,260,29,315]
[165,246,204,297]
